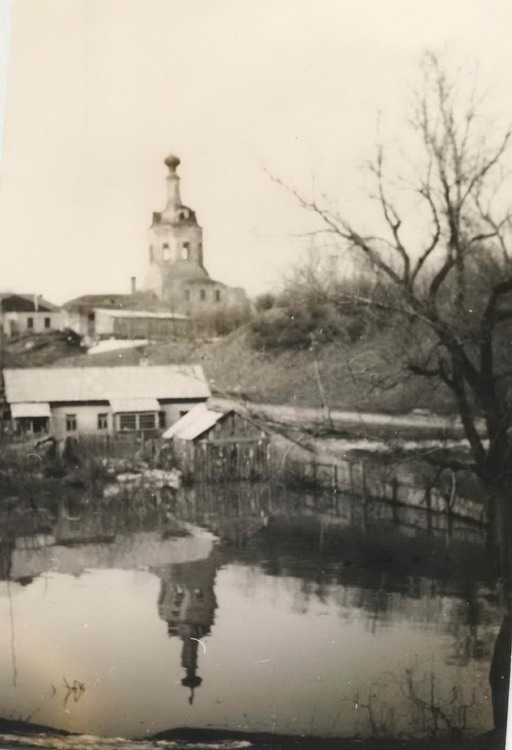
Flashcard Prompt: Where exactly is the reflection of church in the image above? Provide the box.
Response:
[154,556,218,704]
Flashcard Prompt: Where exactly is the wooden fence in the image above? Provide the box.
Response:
[283,457,485,525]
[193,437,270,482]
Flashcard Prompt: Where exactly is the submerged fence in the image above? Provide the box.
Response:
[283,457,485,525]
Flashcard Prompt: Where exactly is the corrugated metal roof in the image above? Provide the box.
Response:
[11,402,51,418]
[163,402,228,440]
[3,365,210,404]
[110,397,160,413]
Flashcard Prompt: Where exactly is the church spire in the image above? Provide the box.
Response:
[164,153,182,212]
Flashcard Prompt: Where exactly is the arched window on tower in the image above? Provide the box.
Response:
[182,242,190,260]
[163,243,171,261]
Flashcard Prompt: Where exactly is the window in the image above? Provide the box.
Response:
[66,414,77,432]
[119,414,137,431]
[200,289,206,301]
[88,312,95,322]
[139,413,156,430]
[98,413,108,430]
[182,242,190,260]
[163,244,171,261]
[215,290,221,303]
[118,412,156,431]
[44,317,51,329]
[184,289,190,302]
[27,317,34,329]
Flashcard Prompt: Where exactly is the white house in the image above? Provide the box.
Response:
[0,293,65,338]
[3,364,210,439]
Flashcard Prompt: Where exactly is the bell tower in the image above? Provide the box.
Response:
[144,154,209,300]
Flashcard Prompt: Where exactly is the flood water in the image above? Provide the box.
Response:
[0,481,501,741]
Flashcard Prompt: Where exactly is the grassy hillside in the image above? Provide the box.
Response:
[0,330,83,368]
[50,327,455,415]
[0,305,458,415]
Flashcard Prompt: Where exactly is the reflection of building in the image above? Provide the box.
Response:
[154,556,218,704]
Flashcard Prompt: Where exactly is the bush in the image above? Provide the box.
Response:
[248,302,355,350]
[193,305,252,337]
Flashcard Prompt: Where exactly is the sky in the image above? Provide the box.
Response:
[1,0,512,303]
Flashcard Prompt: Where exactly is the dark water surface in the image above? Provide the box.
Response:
[0,482,501,741]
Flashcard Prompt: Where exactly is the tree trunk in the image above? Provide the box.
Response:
[490,614,511,732]
[487,487,512,731]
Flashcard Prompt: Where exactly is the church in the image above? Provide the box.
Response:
[143,154,247,312]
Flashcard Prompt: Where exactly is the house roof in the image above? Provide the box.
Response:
[11,402,52,418]
[63,294,136,311]
[163,402,231,440]
[0,293,60,313]
[3,365,210,404]
[95,308,189,320]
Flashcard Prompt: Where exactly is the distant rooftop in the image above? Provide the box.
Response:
[63,294,142,310]
[0,293,60,313]
[63,293,181,313]
[95,308,189,320]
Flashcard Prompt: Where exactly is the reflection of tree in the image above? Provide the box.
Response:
[153,556,218,705]
[445,590,497,667]
[400,668,475,736]
[349,664,480,739]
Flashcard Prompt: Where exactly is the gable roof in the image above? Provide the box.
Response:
[3,365,210,404]
[63,294,135,310]
[0,294,60,313]
[163,402,230,440]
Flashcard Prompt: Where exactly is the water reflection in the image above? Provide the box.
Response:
[0,481,502,740]
[155,557,217,704]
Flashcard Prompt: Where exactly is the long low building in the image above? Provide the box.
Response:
[93,307,191,340]
[63,294,192,341]
[3,364,210,439]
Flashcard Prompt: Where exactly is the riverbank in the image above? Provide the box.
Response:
[0,721,505,750]
[250,402,476,440]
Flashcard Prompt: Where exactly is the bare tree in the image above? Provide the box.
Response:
[277,52,512,729]
[280,55,512,503]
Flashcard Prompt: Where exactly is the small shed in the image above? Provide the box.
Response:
[163,402,269,481]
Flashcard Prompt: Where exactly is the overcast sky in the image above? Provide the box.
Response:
[0,0,512,303]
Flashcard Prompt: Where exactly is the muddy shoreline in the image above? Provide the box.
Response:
[0,718,505,750]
